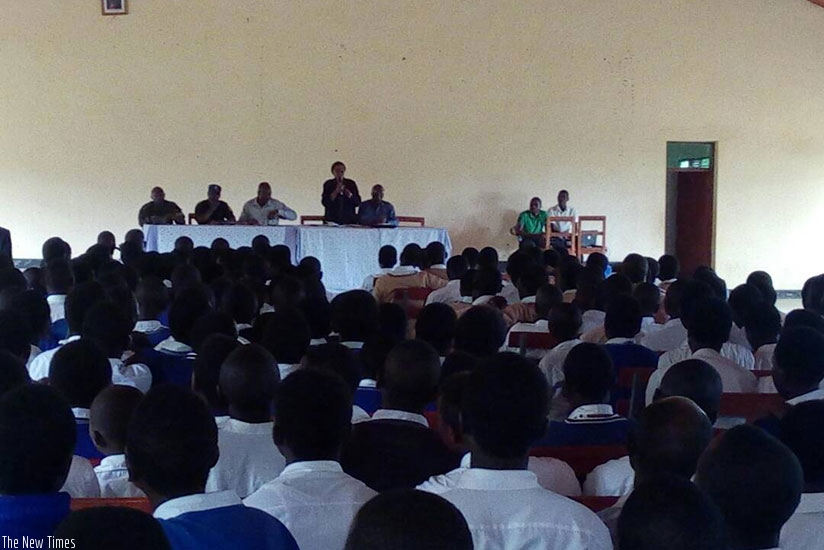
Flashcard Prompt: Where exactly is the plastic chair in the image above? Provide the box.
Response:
[718,392,786,424]
[507,332,558,356]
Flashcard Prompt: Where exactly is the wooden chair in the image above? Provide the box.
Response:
[529,445,627,481]
[391,287,434,320]
[718,392,786,424]
[614,367,656,418]
[187,213,196,225]
[546,216,579,257]
[507,331,557,356]
[577,215,607,259]
[71,498,152,514]
[397,216,426,227]
[300,215,325,225]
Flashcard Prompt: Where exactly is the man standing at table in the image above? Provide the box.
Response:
[322,161,361,225]
[358,185,398,227]
[194,184,236,225]
[138,187,185,226]
[239,181,298,226]
[547,189,576,249]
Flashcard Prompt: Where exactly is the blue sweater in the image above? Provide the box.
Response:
[0,492,70,540]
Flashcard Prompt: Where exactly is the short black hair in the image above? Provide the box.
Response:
[696,425,802,546]
[618,476,724,550]
[586,252,609,273]
[135,276,169,320]
[0,309,32,360]
[446,256,469,281]
[189,311,237,354]
[251,234,271,256]
[518,262,547,297]
[562,343,614,403]
[802,274,824,315]
[688,298,732,350]
[645,257,660,284]
[744,302,781,348]
[437,372,471,436]
[260,308,311,364]
[727,283,763,328]
[0,385,76,494]
[302,343,362,395]
[633,282,661,317]
[535,284,564,319]
[0,351,30,398]
[192,334,239,412]
[678,280,715,330]
[377,302,408,343]
[604,295,643,339]
[54,507,171,550]
[543,248,560,269]
[331,290,378,342]
[345,490,473,550]
[658,255,679,281]
[44,259,74,294]
[477,247,499,270]
[693,267,727,301]
[463,353,547,458]
[774,327,824,390]
[780,400,824,490]
[663,279,685,318]
[378,245,397,269]
[461,247,479,269]
[168,286,213,345]
[547,302,582,341]
[360,333,397,381]
[42,237,71,263]
[82,301,133,358]
[621,253,648,284]
[89,385,143,453]
[440,350,478,381]
[0,269,26,295]
[126,385,219,496]
[220,282,258,325]
[381,340,440,410]
[331,160,346,172]
[657,359,722,423]
[425,242,446,267]
[65,281,106,335]
[453,306,506,357]
[399,243,422,267]
[273,368,352,460]
[747,271,777,306]
[219,344,279,413]
[783,308,824,335]
[595,273,632,310]
[415,303,457,356]
[49,340,112,408]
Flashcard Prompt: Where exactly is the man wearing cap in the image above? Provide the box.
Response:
[138,187,185,226]
[194,184,236,225]
[238,181,297,226]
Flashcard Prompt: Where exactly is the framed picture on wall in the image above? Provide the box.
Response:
[102,0,127,15]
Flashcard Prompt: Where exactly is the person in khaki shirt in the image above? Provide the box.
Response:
[373,244,446,304]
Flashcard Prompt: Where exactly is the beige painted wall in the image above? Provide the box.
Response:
[2,0,824,288]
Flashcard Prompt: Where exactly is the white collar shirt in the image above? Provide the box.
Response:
[754,343,777,372]
[787,388,824,406]
[473,295,497,306]
[60,455,101,498]
[47,294,67,323]
[133,320,166,333]
[538,339,582,388]
[154,491,241,520]
[500,281,520,305]
[368,409,429,427]
[425,279,462,305]
[547,205,578,233]
[351,405,371,424]
[640,318,686,352]
[205,419,286,499]
[27,334,81,382]
[109,357,152,394]
[438,468,612,550]
[239,197,298,226]
[729,323,752,351]
[505,319,550,359]
[583,456,634,497]
[388,265,419,276]
[94,454,145,498]
[341,341,364,350]
[361,268,393,291]
[278,363,301,380]
[780,492,824,550]
[243,461,377,550]
[657,339,755,371]
[154,336,194,355]
[581,309,606,335]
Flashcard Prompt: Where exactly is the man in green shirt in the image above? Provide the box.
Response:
[512,197,548,248]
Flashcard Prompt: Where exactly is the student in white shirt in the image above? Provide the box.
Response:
[778,401,824,550]
[133,276,170,345]
[345,490,473,550]
[429,353,612,550]
[641,279,687,352]
[425,256,468,305]
[245,369,377,550]
[696,425,802,550]
[415,303,457,360]
[656,254,679,292]
[477,247,520,304]
[505,284,563,357]
[573,267,606,335]
[301,343,371,423]
[537,302,583,390]
[205,345,286,498]
[617,477,725,550]
[728,283,764,351]
[772,327,824,406]
[745,302,781,373]
[633,282,664,338]
[89,385,145,498]
[44,260,73,323]
[261,308,310,380]
[547,189,577,236]
[361,245,397,291]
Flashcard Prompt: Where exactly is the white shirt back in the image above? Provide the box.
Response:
[205,419,285,498]
[61,455,101,498]
[244,461,377,550]
[780,492,824,550]
[641,318,687,352]
[95,454,145,498]
[583,456,634,497]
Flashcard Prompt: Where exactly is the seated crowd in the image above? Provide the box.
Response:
[0,230,823,550]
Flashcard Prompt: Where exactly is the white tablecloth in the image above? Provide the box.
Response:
[144,225,452,293]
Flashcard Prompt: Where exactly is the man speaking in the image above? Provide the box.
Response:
[321,161,361,225]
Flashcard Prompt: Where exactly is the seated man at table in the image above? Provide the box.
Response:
[239,181,297,226]
[547,189,577,250]
[195,184,236,225]
[358,185,398,227]
[373,244,447,304]
[511,197,547,248]
[138,186,185,226]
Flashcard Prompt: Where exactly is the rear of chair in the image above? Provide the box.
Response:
[578,216,607,259]
[390,287,434,320]
[187,213,196,225]
[718,392,786,424]
[507,331,558,356]
[546,216,579,257]
[397,216,426,227]
[71,498,153,514]
[300,215,325,225]
[529,445,627,482]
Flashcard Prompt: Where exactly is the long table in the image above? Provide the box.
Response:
[143,224,452,293]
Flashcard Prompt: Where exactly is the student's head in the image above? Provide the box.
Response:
[54,507,171,550]
[44,259,74,295]
[49,340,112,408]
[586,252,609,274]
[595,273,633,311]
[436,372,471,451]
[547,302,582,342]
[377,302,408,342]
[135,276,169,320]
[780,400,824,493]
[270,274,306,312]
[517,262,547,299]
[415,303,457,356]
[0,309,33,362]
[622,253,648,284]
[727,283,763,328]
[573,266,603,310]
[345,490,473,550]
[747,270,777,306]
[82,301,133,358]
[461,247,479,270]
[462,353,548,461]
[65,281,106,335]
[189,311,237,353]
[191,334,238,413]
[251,234,270,256]
[696,424,802,550]
[168,286,212,345]
[273,368,352,462]
[96,231,117,255]
[629,397,712,485]
[658,254,680,281]
[453,306,506,357]
[219,344,279,420]
[425,242,447,267]
[261,308,311,365]
[301,343,362,395]
[802,274,824,315]
[0,289,50,343]
[0,385,76,494]
[773,327,824,400]
[126,385,219,502]
[655,359,722,423]
[360,333,397,382]
[618,476,724,550]
[562,343,614,407]
[399,243,422,267]
[477,247,499,271]
[543,248,560,269]
[472,267,502,299]
[378,245,397,269]
[678,279,715,330]
[744,302,781,351]
[90,385,143,456]
[220,282,258,325]
[535,284,564,319]
[633,282,661,317]
[379,340,440,413]
[687,298,732,353]
[0,351,30,398]
[645,257,660,284]
[42,237,71,263]
[783,308,824,335]
[662,279,685,319]
[604,295,643,339]
[330,290,378,342]
[446,255,469,281]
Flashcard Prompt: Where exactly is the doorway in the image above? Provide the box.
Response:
[665,142,716,277]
